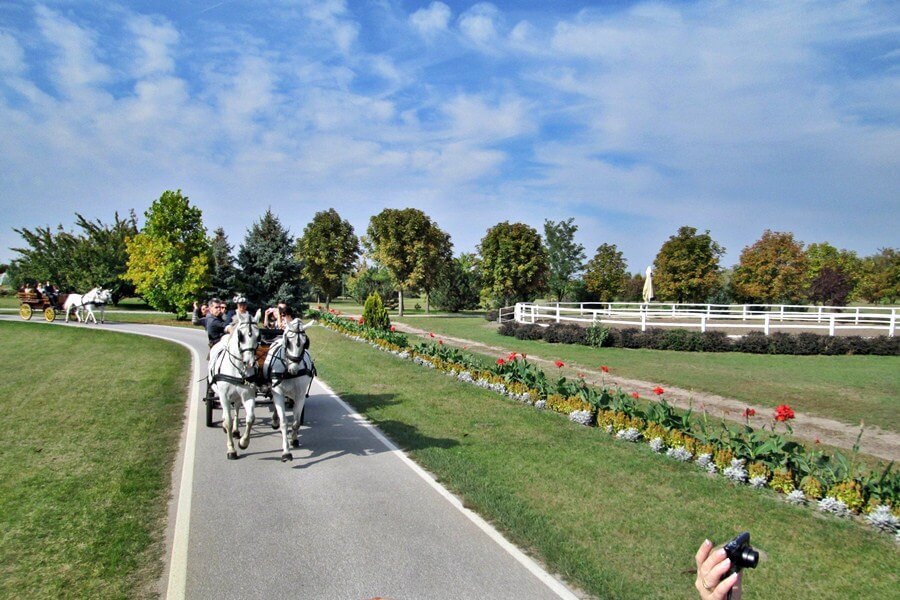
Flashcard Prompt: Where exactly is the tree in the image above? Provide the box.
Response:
[856,248,899,304]
[297,209,360,309]
[430,253,482,312]
[10,212,138,300]
[345,263,396,308]
[652,226,724,303]
[236,209,308,311]
[125,190,211,317]
[731,230,807,304]
[807,267,853,306]
[362,291,390,330]
[544,218,586,301]
[366,208,452,316]
[477,221,548,307]
[583,243,627,302]
[621,272,646,302]
[804,242,861,301]
[208,227,239,300]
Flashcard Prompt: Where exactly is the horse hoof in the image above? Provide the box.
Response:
[271,421,280,430]
[227,452,238,460]
[238,438,249,450]
[281,453,293,462]
[291,439,300,448]
[232,429,240,438]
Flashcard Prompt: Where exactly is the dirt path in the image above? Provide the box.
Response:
[391,321,900,462]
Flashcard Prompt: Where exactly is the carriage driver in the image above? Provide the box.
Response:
[224,295,250,334]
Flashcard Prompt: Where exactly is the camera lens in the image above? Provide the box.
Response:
[740,547,760,569]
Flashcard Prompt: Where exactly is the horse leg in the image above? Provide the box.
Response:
[220,391,238,459]
[290,382,307,449]
[237,392,255,450]
[271,388,291,461]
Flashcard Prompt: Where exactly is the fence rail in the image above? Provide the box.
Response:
[501,302,897,337]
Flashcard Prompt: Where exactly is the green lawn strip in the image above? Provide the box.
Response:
[395,316,900,432]
[0,321,188,599]
[309,325,897,600]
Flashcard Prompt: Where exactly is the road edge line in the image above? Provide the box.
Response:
[314,378,581,600]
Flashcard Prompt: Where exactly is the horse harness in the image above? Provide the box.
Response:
[210,325,260,387]
[265,336,316,387]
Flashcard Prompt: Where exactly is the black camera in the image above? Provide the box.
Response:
[723,531,760,577]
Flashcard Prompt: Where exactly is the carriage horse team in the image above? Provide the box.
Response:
[195,295,317,462]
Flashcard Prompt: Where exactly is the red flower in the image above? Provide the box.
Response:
[464,345,469,350]
[631,392,640,399]
[815,438,821,445]
[742,408,756,418]
[438,339,444,345]
[357,318,364,325]
[507,352,517,361]
[653,386,664,396]
[429,332,435,338]
[577,373,585,378]
[600,365,609,373]
[774,404,795,422]
[555,360,564,368]
[390,325,396,332]
[521,353,527,359]
[497,358,505,365]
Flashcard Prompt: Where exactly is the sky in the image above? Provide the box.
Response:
[1,0,898,273]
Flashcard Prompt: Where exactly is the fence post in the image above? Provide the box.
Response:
[764,314,770,335]
[514,303,522,323]
[817,306,823,323]
[701,315,707,333]
[742,305,747,321]
[890,310,896,338]
[829,315,836,337]
[854,307,860,325]
[779,305,784,322]
[555,304,560,324]
[641,312,647,332]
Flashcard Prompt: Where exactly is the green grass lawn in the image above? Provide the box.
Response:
[0,321,189,599]
[309,325,898,599]
[394,316,900,433]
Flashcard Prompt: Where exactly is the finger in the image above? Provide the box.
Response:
[695,539,713,569]
[714,572,740,599]
[705,556,732,588]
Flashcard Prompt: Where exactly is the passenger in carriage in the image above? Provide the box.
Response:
[263,301,290,330]
[42,281,59,306]
[224,295,250,334]
[193,297,228,347]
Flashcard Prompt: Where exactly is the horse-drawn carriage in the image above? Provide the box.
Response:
[205,316,316,461]
[16,290,69,321]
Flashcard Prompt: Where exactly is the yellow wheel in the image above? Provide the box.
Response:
[19,303,33,320]
[44,307,56,322]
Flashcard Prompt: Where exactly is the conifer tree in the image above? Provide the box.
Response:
[236,209,308,311]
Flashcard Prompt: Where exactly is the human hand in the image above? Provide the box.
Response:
[696,539,741,600]
[193,301,198,309]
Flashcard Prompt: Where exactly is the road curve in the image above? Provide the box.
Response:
[3,317,580,600]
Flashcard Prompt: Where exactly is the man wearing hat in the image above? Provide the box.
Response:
[224,294,250,334]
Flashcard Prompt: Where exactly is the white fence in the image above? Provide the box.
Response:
[499,302,897,337]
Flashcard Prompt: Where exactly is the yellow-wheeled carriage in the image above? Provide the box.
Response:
[16,291,69,322]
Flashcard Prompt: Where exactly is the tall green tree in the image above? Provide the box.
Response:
[366,208,452,316]
[10,212,138,300]
[855,248,899,304]
[652,226,724,303]
[583,243,627,302]
[125,190,211,317]
[208,227,239,300]
[430,253,482,312]
[297,209,360,309]
[731,230,807,304]
[236,209,308,311]
[544,218,586,301]
[478,221,548,307]
[345,263,396,308]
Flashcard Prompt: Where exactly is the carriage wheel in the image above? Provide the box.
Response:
[44,307,56,322]
[19,303,33,320]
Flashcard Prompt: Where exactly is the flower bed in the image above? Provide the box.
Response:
[311,309,900,541]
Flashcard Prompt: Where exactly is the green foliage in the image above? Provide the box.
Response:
[298,208,360,308]
[583,243,627,301]
[345,264,397,307]
[125,190,211,317]
[585,324,611,347]
[430,253,481,312]
[543,218,586,301]
[10,212,138,300]
[478,221,548,307]
[731,230,807,303]
[652,226,724,302]
[621,272,646,302]
[208,227,239,300]
[366,208,452,315]
[855,248,899,304]
[236,209,308,311]
[362,291,391,331]
[804,242,861,298]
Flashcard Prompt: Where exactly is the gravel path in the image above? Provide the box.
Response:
[391,321,900,462]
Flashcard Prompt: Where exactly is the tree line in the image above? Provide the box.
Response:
[4,190,898,316]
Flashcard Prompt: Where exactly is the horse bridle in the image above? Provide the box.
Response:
[224,321,259,377]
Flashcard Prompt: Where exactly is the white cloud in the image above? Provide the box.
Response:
[458,3,500,45]
[300,0,359,54]
[410,2,451,37]
[0,32,26,73]
[34,5,110,93]
[442,94,533,142]
[128,15,179,77]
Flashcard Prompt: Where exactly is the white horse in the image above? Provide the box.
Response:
[263,319,316,462]
[208,312,261,460]
[64,287,113,324]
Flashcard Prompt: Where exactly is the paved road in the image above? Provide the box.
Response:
[4,317,578,600]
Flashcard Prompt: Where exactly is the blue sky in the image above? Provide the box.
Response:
[1,0,898,272]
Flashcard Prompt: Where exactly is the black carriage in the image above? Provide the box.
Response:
[16,290,69,322]
[203,329,305,428]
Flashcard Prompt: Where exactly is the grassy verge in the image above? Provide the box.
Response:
[395,316,900,432]
[0,321,189,599]
[310,325,897,599]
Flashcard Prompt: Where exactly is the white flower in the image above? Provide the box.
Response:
[865,505,900,533]
[666,446,692,462]
[706,463,718,475]
[534,399,547,410]
[695,453,713,468]
[569,410,593,426]
[817,497,851,518]
[649,437,665,453]
[786,490,806,505]
[723,458,748,483]
[398,351,410,359]
[616,427,641,442]
[749,476,768,489]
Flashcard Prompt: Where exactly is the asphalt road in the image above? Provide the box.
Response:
[4,317,579,600]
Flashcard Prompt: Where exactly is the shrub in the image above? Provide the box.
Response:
[661,329,703,351]
[619,328,642,349]
[484,309,499,322]
[498,321,518,337]
[544,323,586,344]
[362,292,391,331]
[735,331,769,354]
[869,336,900,356]
[585,324,610,347]
[700,331,732,352]
[794,333,824,355]
[514,324,545,341]
[768,332,796,355]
